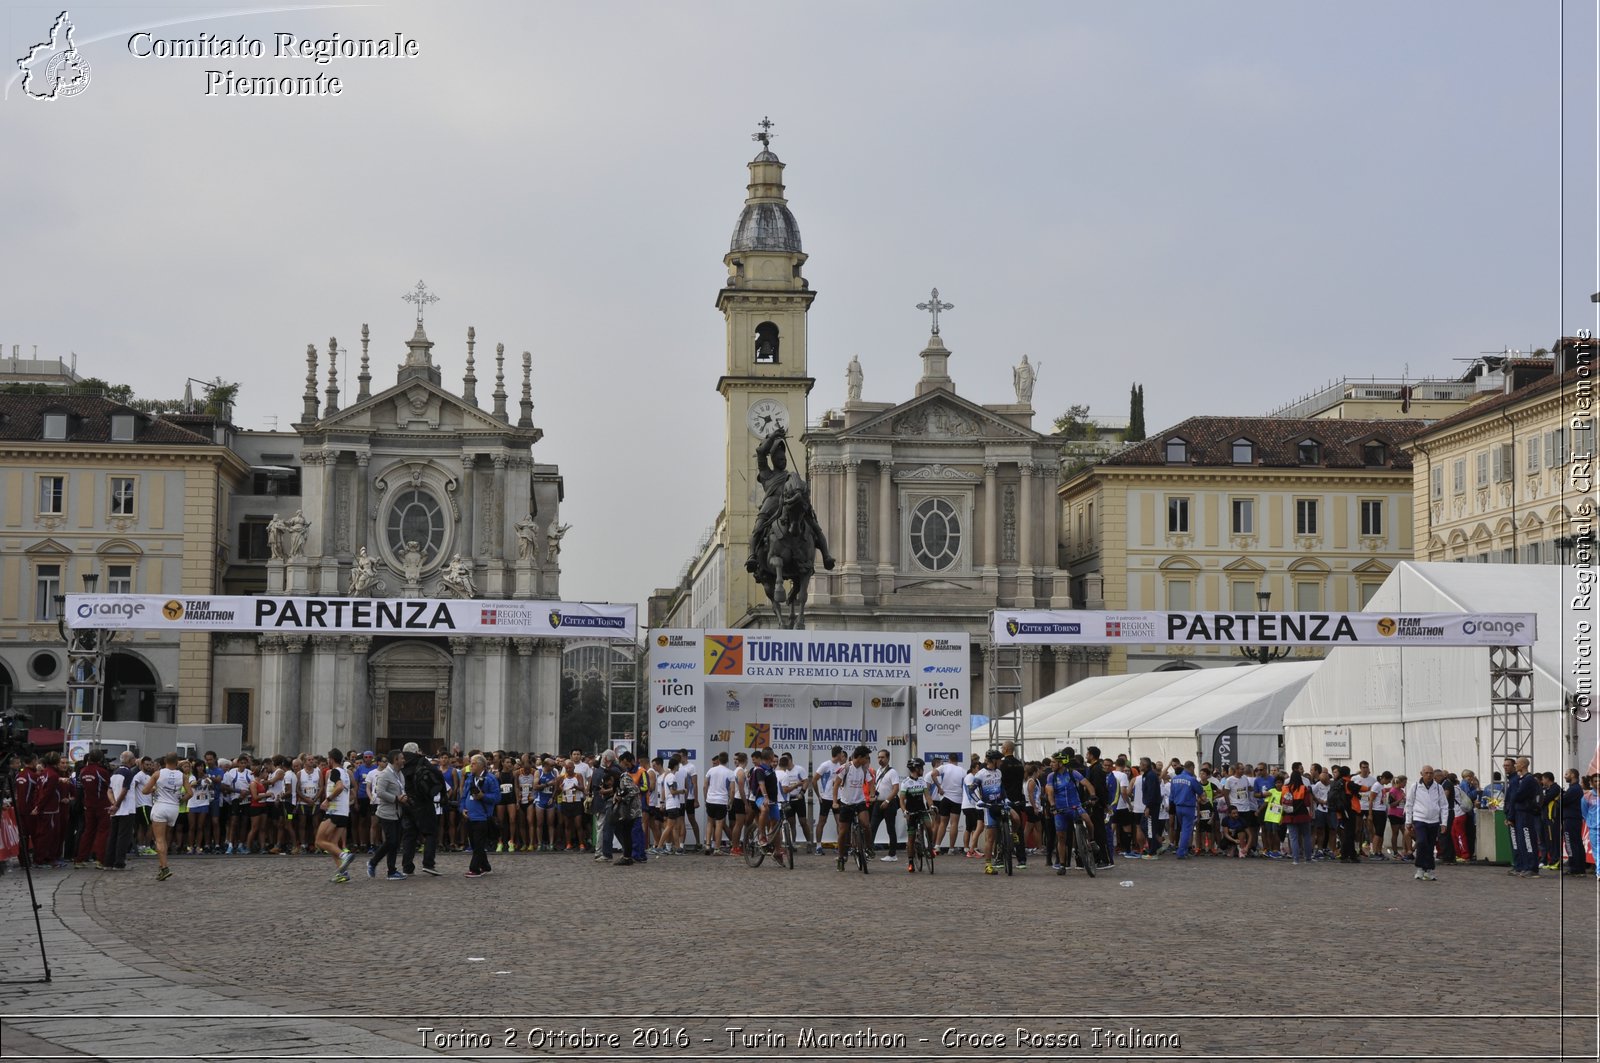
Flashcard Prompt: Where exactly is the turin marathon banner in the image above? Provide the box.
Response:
[65,594,637,640]
[991,609,1537,647]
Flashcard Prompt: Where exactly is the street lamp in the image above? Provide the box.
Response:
[59,572,107,759]
[1236,589,1292,665]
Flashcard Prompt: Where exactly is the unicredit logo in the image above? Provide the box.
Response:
[655,705,694,714]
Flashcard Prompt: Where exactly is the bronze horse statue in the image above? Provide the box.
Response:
[753,471,834,629]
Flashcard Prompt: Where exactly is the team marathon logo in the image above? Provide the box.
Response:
[656,633,698,648]
[546,609,626,630]
[18,11,92,101]
[165,599,238,623]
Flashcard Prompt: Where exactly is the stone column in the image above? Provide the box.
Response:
[842,461,859,567]
[458,452,476,565]
[514,638,537,752]
[257,636,285,755]
[349,636,372,751]
[480,637,509,750]
[279,636,306,754]
[354,451,371,555]
[1017,463,1036,606]
[876,460,894,581]
[449,636,472,752]
[983,463,999,568]
[307,634,340,754]
[485,454,509,596]
[1019,646,1043,708]
[534,639,563,755]
[1049,646,1069,697]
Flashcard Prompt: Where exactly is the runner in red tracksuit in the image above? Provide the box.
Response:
[13,753,38,868]
[75,752,112,867]
[29,752,72,866]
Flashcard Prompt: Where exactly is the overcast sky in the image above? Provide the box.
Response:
[3,1,1595,608]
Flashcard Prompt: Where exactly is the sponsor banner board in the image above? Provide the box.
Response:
[65,594,636,640]
[991,610,1537,647]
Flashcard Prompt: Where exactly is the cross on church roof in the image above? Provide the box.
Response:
[752,116,776,150]
[402,279,439,326]
[916,287,953,335]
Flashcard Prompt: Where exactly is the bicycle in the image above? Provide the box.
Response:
[987,800,1015,876]
[1058,812,1095,878]
[834,811,870,874]
[743,804,788,869]
[906,808,936,874]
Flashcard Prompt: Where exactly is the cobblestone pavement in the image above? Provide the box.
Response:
[2,846,1596,1061]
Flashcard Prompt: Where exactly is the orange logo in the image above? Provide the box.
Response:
[744,722,770,750]
[705,635,744,676]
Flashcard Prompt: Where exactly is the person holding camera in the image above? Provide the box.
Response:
[462,753,500,878]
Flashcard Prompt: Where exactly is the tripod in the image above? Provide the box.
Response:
[0,744,54,984]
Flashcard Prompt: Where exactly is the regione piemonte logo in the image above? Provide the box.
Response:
[18,11,92,100]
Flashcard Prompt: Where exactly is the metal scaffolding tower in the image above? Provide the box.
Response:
[63,624,107,757]
[1488,644,1534,762]
[985,627,1025,753]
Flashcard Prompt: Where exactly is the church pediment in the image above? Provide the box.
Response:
[313,378,539,441]
[838,391,1037,442]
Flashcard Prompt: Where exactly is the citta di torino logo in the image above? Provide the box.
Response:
[17,11,92,100]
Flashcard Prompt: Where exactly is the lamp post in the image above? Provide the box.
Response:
[58,572,107,759]
[1237,589,1292,665]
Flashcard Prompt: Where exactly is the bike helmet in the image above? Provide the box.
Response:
[985,748,1002,761]
[906,758,924,772]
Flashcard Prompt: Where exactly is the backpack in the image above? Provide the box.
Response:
[1330,779,1350,812]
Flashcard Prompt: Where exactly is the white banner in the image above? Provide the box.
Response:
[991,610,1537,647]
[65,594,637,640]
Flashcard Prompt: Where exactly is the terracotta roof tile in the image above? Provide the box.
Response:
[0,394,213,445]
[1106,416,1422,470]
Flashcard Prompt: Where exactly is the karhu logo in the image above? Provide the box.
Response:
[18,11,92,101]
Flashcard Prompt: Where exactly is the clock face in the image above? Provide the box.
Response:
[747,398,789,438]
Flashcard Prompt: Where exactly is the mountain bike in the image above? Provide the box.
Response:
[743,803,788,869]
[834,809,870,874]
[906,808,936,874]
[988,800,1015,876]
[1061,812,1095,878]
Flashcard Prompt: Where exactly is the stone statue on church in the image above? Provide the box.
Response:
[400,541,425,586]
[1013,355,1037,404]
[285,510,310,558]
[267,513,289,560]
[745,426,835,628]
[348,546,378,596]
[514,514,541,562]
[845,355,863,403]
[548,522,571,558]
[439,553,477,599]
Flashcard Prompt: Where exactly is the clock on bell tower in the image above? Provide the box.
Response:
[716,118,816,627]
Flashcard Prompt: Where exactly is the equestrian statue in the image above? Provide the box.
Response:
[744,426,835,629]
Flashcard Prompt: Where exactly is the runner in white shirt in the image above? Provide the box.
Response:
[810,747,846,854]
[132,758,155,854]
[1111,765,1133,857]
[673,750,701,852]
[960,762,982,857]
[702,753,735,854]
[140,753,190,881]
[935,756,967,854]
[871,751,901,862]
[316,747,357,883]
[1351,762,1377,855]
[776,753,812,847]
[660,756,686,855]
[296,761,321,853]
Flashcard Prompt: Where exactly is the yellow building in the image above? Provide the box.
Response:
[1059,416,1420,675]
[1402,336,1596,564]
[0,394,249,723]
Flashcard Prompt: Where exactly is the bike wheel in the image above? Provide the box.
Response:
[922,823,936,874]
[1075,823,1095,878]
[1001,819,1014,876]
[743,822,765,869]
[855,821,870,874]
[781,818,796,870]
[836,825,847,872]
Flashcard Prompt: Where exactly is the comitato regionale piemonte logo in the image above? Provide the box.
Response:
[18,11,91,100]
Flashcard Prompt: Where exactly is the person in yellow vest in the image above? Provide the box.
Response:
[1260,776,1285,859]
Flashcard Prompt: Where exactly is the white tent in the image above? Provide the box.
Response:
[1074,660,1322,769]
[1281,562,1587,782]
[975,671,1185,760]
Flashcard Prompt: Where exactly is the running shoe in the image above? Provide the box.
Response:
[1016,861,1028,870]
[814,845,825,856]
[332,872,349,884]
[366,861,377,879]
[337,850,356,873]
[907,863,915,873]
[464,870,483,878]
[419,866,440,876]
[156,867,172,881]
[386,871,407,880]
[984,863,997,875]
[879,855,897,862]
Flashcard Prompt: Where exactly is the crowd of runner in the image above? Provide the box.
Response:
[4,741,1596,882]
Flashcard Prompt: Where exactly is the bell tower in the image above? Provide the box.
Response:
[716,118,816,626]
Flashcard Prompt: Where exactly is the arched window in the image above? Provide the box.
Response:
[386,489,446,564]
[754,322,780,364]
[909,497,962,572]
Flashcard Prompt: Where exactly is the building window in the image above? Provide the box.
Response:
[42,413,68,440]
[239,517,272,561]
[1230,498,1254,535]
[753,321,780,364]
[1526,438,1541,473]
[225,690,252,746]
[1452,459,1466,494]
[1294,579,1323,611]
[38,475,64,515]
[27,651,59,681]
[1575,419,1594,459]
[36,563,61,620]
[110,414,136,442]
[1358,582,1380,608]
[1491,442,1513,483]
[908,497,962,572]
[251,468,302,496]
[385,488,447,565]
[1298,439,1322,465]
[1295,498,1319,536]
[1165,578,1193,610]
[1429,468,1442,500]
[1545,428,1569,466]
[1363,441,1388,466]
[1167,496,1190,534]
[107,564,133,594]
[1164,439,1188,464]
[109,476,137,516]
[1231,580,1258,611]
[1231,439,1254,464]
[1475,452,1489,487]
[1360,499,1383,537]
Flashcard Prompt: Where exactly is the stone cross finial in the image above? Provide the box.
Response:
[402,279,439,326]
[752,115,776,149]
[916,288,953,335]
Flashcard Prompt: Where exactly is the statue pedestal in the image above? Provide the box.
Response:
[285,561,310,594]
[266,560,286,594]
[483,559,507,598]
[514,561,536,599]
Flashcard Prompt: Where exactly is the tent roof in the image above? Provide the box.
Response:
[1015,671,1187,738]
[1126,660,1321,738]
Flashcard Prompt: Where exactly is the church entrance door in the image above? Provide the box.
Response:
[384,690,438,752]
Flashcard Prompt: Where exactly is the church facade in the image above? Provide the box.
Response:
[212,307,568,756]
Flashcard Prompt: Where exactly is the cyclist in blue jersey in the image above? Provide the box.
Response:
[1043,755,1092,876]
[967,749,1008,875]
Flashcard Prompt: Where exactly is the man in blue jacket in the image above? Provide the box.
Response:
[1506,758,1540,877]
[461,754,500,878]
[1170,764,1200,859]
[1562,769,1588,877]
